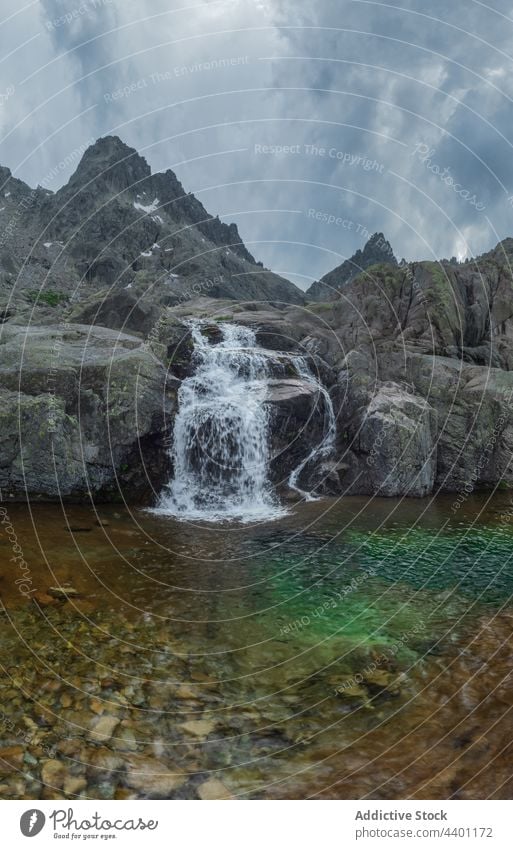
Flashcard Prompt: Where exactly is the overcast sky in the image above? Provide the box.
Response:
[1,0,513,288]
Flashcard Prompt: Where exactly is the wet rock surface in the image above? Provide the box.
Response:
[0,324,174,502]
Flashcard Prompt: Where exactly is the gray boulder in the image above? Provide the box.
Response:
[339,382,437,497]
[0,324,174,501]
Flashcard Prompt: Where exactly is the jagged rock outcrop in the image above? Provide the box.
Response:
[306,232,397,301]
[337,382,437,497]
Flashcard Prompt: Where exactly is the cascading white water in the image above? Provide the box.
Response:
[155,321,286,522]
[287,355,337,502]
[155,320,337,522]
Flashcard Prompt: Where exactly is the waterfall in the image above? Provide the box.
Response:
[155,320,336,522]
[155,321,286,522]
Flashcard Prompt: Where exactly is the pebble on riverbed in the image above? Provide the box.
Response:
[41,759,66,789]
[180,720,216,738]
[87,715,120,744]
[0,746,24,776]
[125,755,186,796]
[363,669,402,695]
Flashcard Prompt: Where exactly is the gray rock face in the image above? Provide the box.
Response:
[339,382,437,497]
[0,324,174,501]
[265,379,327,487]
[391,353,513,494]
[68,289,162,337]
[166,252,513,500]
[3,266,513,502]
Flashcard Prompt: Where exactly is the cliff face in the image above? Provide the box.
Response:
[2,248,513,502]
[317,250,513,496]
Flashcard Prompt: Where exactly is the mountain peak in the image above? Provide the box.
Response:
[66,135,151,193]
[7,134,303,304]
[362,232,396,263]
[81,135,146,163]
[307,232,397,301]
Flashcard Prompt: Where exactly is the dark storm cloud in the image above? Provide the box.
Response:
[1,0,513,286]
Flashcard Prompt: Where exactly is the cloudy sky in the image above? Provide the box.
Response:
[1,0,513,288]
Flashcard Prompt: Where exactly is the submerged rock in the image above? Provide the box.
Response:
[197,778,234,800]
[41,759,66,789]
[87,715,120,744]
[363,670,402,694]
[48,586,80,599]
[125,755,185,796]
[180,719,216,738]
[63,775,87,796]
[0,746,24,776]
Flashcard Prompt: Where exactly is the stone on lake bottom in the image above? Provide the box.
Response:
[41,759,66,789]
[48,586,80,599]
[87,715,120,743]
[125,755,185,796]
[0,746,24,776]
[198,778,234,800]
[180,719,215,738]
[63,775,87,795]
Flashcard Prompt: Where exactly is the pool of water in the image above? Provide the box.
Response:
[1,493,513,799]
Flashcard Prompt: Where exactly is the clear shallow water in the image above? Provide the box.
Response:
[1,493,513,799]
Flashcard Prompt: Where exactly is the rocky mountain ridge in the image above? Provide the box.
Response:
[0,135,304,332]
